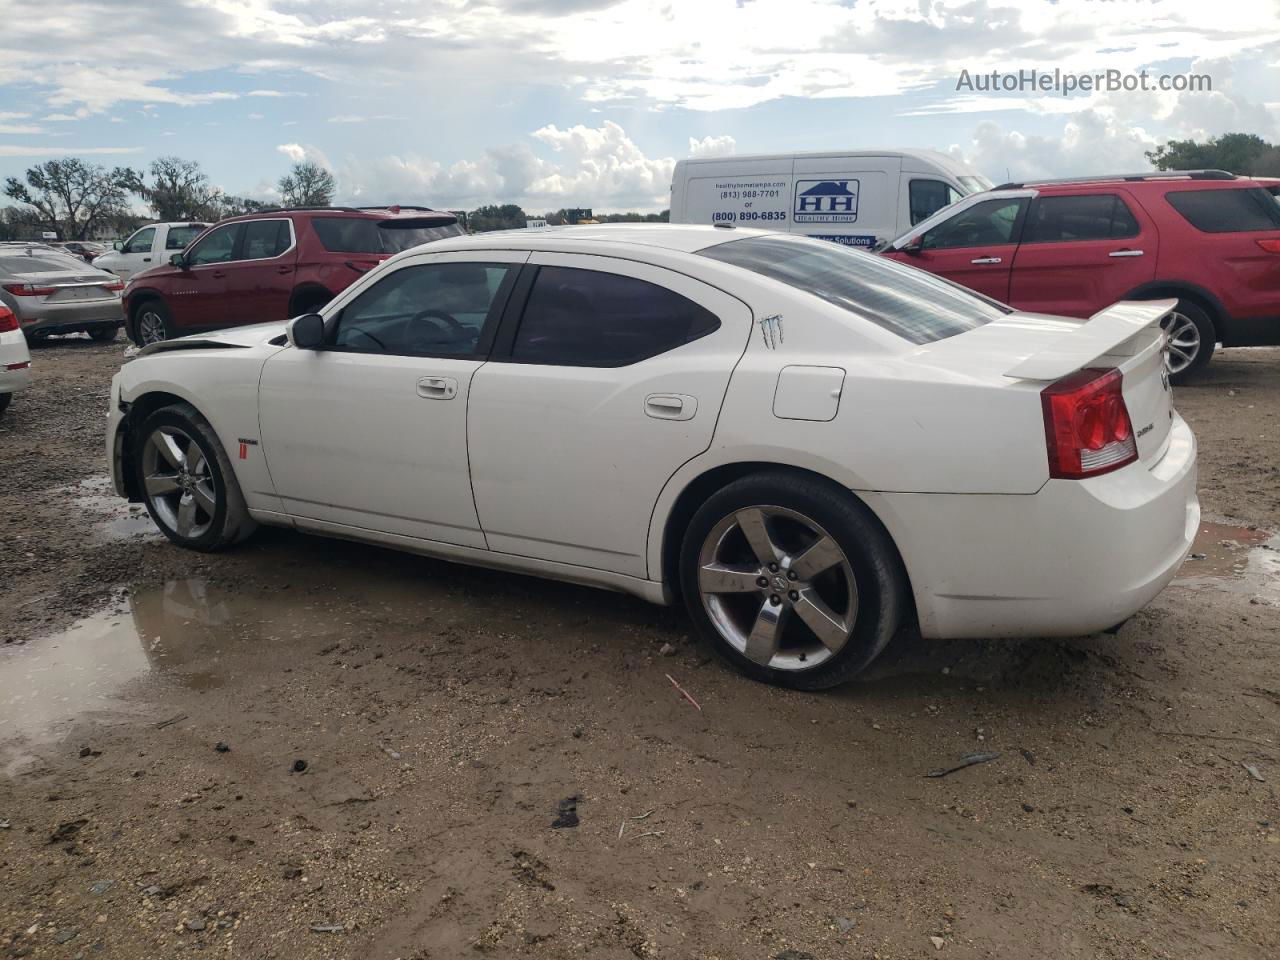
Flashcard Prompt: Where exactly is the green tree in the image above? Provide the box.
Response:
[278,161,335,208]
[1250,146,1280,177]
[1145,133,1274,175]
[139,156,223,220]
[3,157,142,240]
[214,195,272,218]
[468,203,528,232]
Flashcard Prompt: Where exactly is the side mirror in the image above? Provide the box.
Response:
[288,313,325,350]
[113,240,123,251]
[168,252,186,268]
[901,236,924,255]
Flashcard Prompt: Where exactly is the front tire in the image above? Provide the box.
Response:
[679,472,907,690]
[1160,300,1215,383]
[134,403,257,551]
[133,301,174,346]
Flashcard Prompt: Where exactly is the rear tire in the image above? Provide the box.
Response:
[133,301,174,346]
[134,403,257,551]
[0,392,10,418]
[1160,300,1215,383]
[89,325,120,343]
[679,471,907,690]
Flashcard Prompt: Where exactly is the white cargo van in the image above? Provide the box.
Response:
[669,149,991,249]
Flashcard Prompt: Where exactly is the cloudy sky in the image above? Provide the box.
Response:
[0,0,1277,212]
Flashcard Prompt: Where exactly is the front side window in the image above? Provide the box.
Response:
[1166,187,1280,232]
[333,262,513,357]
[122,227,155,254]
[312,217,464,255]
[909,180,962,226]
[241,220,292,260]
[166,225,206,250]
[510,266,721,367]
[186,224,243,266]
[1022,194,1140,243]
[699,234,1008,345]
[921,197,1027,249]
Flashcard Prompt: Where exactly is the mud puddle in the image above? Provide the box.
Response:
[1175,520,1280,605]
[60,475,160,541]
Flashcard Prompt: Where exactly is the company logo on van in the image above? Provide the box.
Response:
[793,180,860,223]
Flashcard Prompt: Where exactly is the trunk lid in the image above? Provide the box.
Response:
[918,300,1176,468]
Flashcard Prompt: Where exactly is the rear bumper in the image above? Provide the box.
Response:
[862,412,1199,639]
[15,297,123,334]
[0,330,31,393]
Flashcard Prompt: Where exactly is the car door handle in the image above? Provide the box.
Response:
[969,256,1002,265]
[417,376,458,400]
[276,265,292,274]
[142,257,151,262]
[211,270,226,279]
[1108,249,1144,258]
[645,393,697,421]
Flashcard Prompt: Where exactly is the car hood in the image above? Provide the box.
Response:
[138,321,288,357]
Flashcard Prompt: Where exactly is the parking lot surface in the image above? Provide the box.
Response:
[1,335,1278,959]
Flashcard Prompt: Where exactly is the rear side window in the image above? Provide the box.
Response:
[921,197,1027,249]
[1022,194,1140,243]
[511,266,720,367]
[166,225,206,250]
[241,220,292,260]
[909,180,962,226]
[1166,188,1280,232]
[700,234,1008,345]
[312,217,464,254]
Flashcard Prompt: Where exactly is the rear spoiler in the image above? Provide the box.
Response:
[1004,300,1174,381]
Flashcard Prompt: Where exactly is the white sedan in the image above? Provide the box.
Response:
[107,225,1198,688]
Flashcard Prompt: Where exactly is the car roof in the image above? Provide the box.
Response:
[414,223,753,256]
[215,206,456,224]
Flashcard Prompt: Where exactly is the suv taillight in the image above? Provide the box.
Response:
[1256,239,1280,254]
[0,307,17,333]
[1041,368,1137,480]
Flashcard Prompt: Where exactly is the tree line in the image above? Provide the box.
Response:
[0,154,666,241]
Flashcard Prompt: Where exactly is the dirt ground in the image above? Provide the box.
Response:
[1,334,1277,960]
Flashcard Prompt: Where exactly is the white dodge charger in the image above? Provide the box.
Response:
[107,225,1198,688]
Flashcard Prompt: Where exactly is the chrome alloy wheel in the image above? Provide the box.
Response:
[697,506,858,672]
[138,309,167,345]
[1160,311,1200,375]
[141,426,217,540]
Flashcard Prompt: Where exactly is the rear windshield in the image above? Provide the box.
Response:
[699,234,1008,344]
[0,254,92,274]
[1166,188,1280,233]
[311,217,464,254]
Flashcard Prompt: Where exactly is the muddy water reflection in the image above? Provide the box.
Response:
[1175,521,1280,605]
[3,580,254,743]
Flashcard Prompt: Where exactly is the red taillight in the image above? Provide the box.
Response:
[1041,368,1138,480]
[1,282,55,296]
[1256,238,1280,254]
[5,361,29,371]
[0,307,17,333]
[104,281,124,292]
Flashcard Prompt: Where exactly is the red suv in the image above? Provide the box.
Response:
[881,171,1280,380]
[123,206,463,345]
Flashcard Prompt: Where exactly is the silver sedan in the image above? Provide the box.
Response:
[0,246,124,341]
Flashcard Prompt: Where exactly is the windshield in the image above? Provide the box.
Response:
[958,175,994,195]
[312,217,464,254]
[699,234,1008,345]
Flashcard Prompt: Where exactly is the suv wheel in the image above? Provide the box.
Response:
[134,301,173,346]
[1160,300,1215,383]
[135,403,257,551]
[679,472,907,690]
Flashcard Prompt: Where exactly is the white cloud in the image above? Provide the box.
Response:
[688,134,736,158]
[276,142,332,168]
[327,114,406,123]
